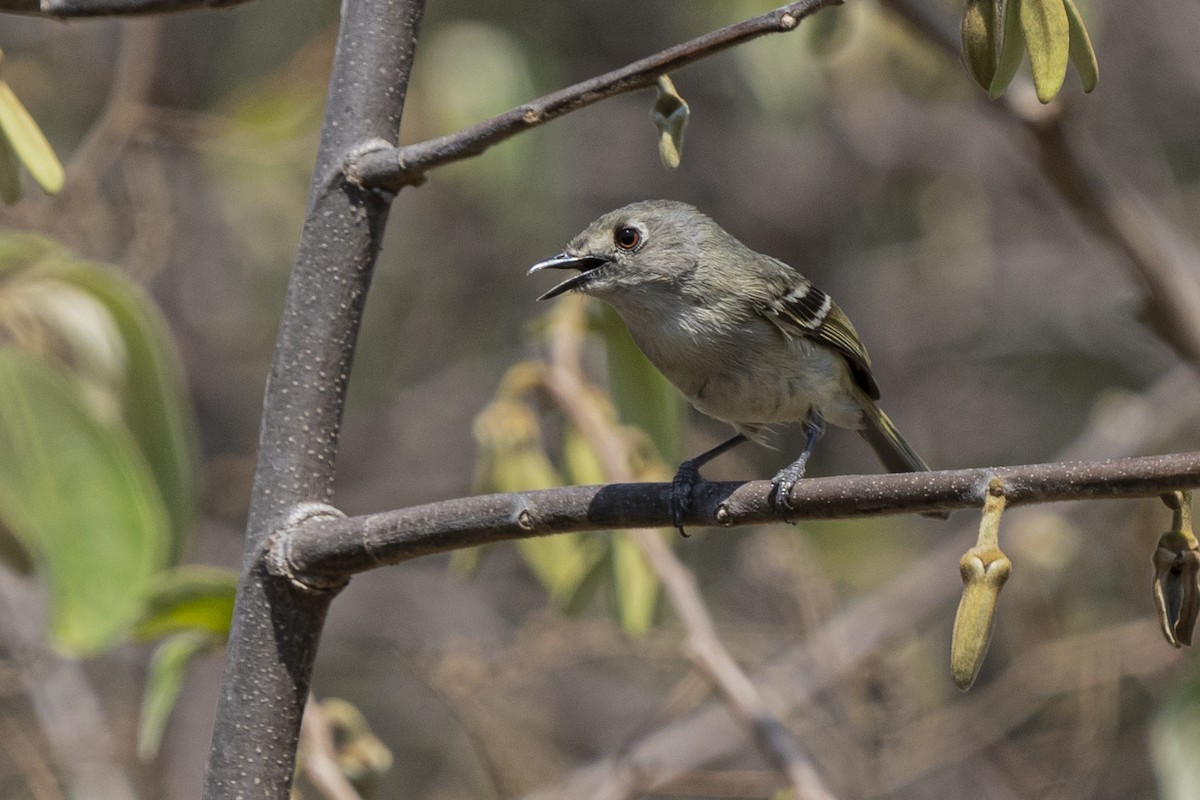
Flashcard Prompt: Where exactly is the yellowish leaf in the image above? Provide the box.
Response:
[0,82,63,195]
[1063,0,1098,93]
[988,0,1025,99]
[1019,0,1070,103]
[961,0,999,91]
[611,533,658,637]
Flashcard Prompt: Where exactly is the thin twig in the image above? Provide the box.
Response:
[276,450,1200,579]
[347,0,842,191]
[540,301,838,800]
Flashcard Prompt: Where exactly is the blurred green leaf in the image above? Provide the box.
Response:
[805,7,852,55]
[597,305,685,465]
[132,565,238,642]
[55,265,198,558]
[611,533,658,637]
[650,75,689,170]
[0,125,22,204]
[961,0,999,91]
[0,349,169,654]
[1019,0,1069,102]
[0,236,197,559]
[0,81,63,196]
[1063,0,1098,93]
[989,0,1026,98]
[138,630,222,760]
[474,400,602,604]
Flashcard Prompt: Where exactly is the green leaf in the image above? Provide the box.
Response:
[961,0,1000,91]
[989,0,1026,99]
[0,349,170,654]
[54,264,198,558]
[0,81,63,195]
[805,7,852,55]
[611,533,658,637]
[132,565,238,641]
[597,305,685,465]
[1063,0,1098,93]
[138,631,222,760]
[1019,0,1070,103]
[0,125,22,204]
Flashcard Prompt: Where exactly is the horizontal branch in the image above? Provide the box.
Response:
[346,0,842,191]
[0,0,248,17]
[274,451,1200,581]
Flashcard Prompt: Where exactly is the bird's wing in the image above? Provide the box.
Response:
[756,266,881,400]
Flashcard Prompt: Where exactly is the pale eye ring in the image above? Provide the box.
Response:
[614,226,641,250]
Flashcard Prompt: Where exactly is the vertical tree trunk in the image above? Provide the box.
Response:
[203,1,425,796]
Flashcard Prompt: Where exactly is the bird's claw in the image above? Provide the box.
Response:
[670,462,700,537]
[770,458,809,518]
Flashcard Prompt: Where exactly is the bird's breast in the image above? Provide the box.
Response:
[617,305,864,432]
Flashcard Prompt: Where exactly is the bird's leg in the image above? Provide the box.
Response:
[771,412,826,514]
[670,433,748,536]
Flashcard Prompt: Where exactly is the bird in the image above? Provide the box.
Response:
[528,199,940,532]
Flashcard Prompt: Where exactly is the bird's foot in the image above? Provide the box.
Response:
[670,461,701,537]
[770,456,810,517]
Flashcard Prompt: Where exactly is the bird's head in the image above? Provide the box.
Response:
[528,200,717,302]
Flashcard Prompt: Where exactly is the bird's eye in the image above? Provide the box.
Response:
[614,226,641,251]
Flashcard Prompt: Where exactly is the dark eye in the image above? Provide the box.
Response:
[614,226,641,250]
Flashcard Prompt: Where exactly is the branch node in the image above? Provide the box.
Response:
[268,503,351,593]
[517,508,535,531]
[342,137,396,189]
[778,11,798,30]
[521,106,542,125]
[715,503,733,526]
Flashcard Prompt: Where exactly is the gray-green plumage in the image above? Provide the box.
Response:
[529,200,934,521]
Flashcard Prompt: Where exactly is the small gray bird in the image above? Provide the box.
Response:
[529,200,937,530]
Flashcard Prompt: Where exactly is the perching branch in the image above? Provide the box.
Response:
[346,0,842,191]
[274,450,1200,581]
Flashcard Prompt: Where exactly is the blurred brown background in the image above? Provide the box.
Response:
[2,0,1200,797]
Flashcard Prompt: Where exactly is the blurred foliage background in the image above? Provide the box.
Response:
[1,0,1200,797]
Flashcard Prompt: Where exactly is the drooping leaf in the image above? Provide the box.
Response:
[473,400,602,603]
[0,349,169,654]
[1019,0,1070,103]
[961,0,1000,91]
[1063,0,1098,93]
[597,305,685,465]
[132,565,238,642]
[54,264,198,558]
[989,0,1026,99]
[138,631,222,760]
[650,75,690,170]
[611,533,658,637]
[0,81,63,195]
[0,124,22,204]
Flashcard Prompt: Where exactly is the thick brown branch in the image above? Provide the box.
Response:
[347,0,842,191]
[275,451,1200,580]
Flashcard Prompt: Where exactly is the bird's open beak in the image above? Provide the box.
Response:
[527,253,609,301]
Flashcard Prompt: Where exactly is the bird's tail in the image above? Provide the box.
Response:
[856,397,949,519]
[857,399,930,473]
